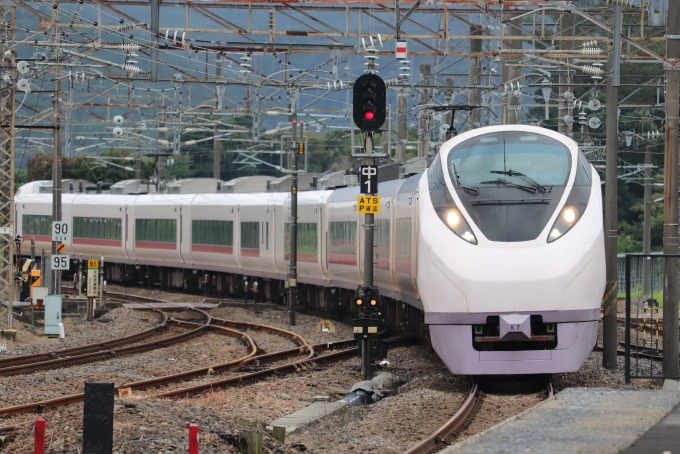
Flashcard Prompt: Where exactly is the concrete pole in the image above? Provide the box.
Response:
[51,1,62,296]
[287,119,298,325]
[468,24,482,130]
[382,104,391,155]
[213,124,220,179]
[507,16,523,125]
[642,145,652,295]
[444,77,454,140]
[662,1,680,378]
[150,0,159,82]
[558,12,574,135]
[135,140,141,180]
[417,62,430,158]
[603,5,622,370]
[396,92,407,163]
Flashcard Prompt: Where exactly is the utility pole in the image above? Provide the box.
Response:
[213,123,220,179]
[417,63,430,157]
[642,145,652,295]
[287,118,298,326]
[603,4,622,370]
[135,139,141,180]
[502,15,523,125]
[396,92,407,163]
[51,0,62,296]
[662,2,680,378]
[467,23,482,130]
[558,12,574,135]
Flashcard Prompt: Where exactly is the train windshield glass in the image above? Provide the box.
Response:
[447,132,571,188]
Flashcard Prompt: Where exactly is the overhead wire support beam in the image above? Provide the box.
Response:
[396,0,421,30]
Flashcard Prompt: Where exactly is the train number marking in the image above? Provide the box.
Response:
[510,325,520,331]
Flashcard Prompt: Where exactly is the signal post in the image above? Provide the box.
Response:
[352,71,387,380]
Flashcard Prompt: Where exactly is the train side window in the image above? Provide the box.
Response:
[329,221,357,255]
[285,223,318,256]
[136,219,176,243]
[22,214,52,235]
[266,222,269,250]
[192,220,233,246]
[241,222,260,249]
[74,217,122,240]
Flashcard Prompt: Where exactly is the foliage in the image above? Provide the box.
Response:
[26,149,153,183]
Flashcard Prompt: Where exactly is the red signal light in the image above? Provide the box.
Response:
[364,110,375,121]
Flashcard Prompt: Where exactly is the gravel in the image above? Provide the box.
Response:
[0,288,670,454]
[1,308,162,357]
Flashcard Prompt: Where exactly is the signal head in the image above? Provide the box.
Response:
[352,73,386,132]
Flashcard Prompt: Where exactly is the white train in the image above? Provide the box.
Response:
[15,125,604,375]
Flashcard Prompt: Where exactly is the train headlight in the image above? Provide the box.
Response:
[562,207,577,224]
[370,299,378,306]
[355,298,363,306]
[445,210,461,228]
[547,205,585,243]
[437,207,478,245]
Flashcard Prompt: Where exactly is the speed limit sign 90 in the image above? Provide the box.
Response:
[52,221,70,242]
[51,255,70,270]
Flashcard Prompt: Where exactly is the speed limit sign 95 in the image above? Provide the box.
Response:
[51,255,70,270]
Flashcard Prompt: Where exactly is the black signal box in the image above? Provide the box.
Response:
[352,74,387,132]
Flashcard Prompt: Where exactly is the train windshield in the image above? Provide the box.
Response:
[447,132,571,188]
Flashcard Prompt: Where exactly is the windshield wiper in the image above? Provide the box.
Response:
[452,162,479,195]
[479,178,537,194]
[490,169,549,193]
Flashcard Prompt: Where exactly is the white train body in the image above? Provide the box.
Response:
[15,125,604,375]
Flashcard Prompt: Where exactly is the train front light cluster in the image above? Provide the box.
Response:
[439,207,477,245]
[548,204,586,242]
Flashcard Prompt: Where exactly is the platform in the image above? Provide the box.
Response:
[442,388,680,454]
[623,398,680,453]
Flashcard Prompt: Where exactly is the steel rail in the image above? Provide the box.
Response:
[0,308,209,377]
[402,384,482,454]
[0,307,169,369]
[146,336,407,400]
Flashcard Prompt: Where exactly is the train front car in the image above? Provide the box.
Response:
[418,125,605,375]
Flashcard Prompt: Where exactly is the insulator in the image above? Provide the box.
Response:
[269,9,275,29]
[121,64,143,74]
[606,0,633,6]
[579,48,602,56]
[580,65,604,76]
[119,43,141,51]
[118,23,135,32]
[581,40,598,48]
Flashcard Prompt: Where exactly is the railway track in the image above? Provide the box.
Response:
[0,308,210,376]
[402,381,553,454]
[402,384,483,454]
[0,290,411,417]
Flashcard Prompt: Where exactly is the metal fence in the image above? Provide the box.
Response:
[624,254,680,383]
[617,253,664,295]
